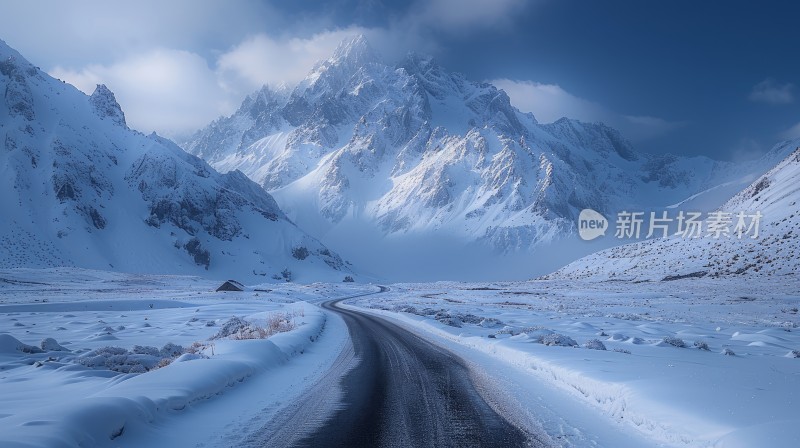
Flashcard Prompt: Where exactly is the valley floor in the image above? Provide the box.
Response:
[0,269,798,447]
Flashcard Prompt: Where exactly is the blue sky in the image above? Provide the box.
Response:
[1,0,798,160]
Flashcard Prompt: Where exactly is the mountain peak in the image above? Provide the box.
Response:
[89,84,127,128]
[330,34,378,66]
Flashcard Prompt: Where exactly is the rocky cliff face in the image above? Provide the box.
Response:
[89,84,127,128]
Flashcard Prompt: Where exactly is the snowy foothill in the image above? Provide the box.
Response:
[344,277,800,447]
[0,38,351,285]
[0,268,375,447]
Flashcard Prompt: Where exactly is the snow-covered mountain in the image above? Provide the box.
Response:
[546,139,800,281]
[182,35,789,280]
[0,39,349,282]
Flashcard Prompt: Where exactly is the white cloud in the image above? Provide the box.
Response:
[412,0,529,34]
[492,79,604,123]
[493,79,683,142]
[729,138,766,163]
[0,0,275,67]
[780,121,800,140]
[216,29,370,92]
[51,49,232,137]
[619,115,683,142]
[1,1,535,139]
[749,78,794,105]
[41,28,682,144]
[46,28,378,138]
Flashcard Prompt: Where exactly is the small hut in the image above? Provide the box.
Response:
[216,280,244,292]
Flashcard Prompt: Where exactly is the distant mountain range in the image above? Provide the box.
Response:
[0,39,349,282]
[182,35,792,280]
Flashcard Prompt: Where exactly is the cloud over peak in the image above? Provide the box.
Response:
[780,121,800,140]
[412,0,528,34]
[492,78,684,142]
[749,78,794,105]
[49,28,372,138]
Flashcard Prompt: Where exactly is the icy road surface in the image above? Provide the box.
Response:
[295,298,538,447]
[242,288,543,448]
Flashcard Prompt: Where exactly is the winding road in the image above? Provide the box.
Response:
[249,287,542,448]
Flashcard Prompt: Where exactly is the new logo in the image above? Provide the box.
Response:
[578,209,608,240]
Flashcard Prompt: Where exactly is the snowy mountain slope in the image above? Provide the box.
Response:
[546,140,800,281]
[182,35,790,280]
[0,39,348,282]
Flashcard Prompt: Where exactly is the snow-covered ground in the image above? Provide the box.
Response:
[0,268,374,447]
[346,278,800,447]
[3,268,798,447]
